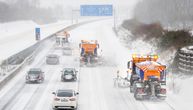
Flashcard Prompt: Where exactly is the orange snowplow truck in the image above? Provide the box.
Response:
[128,54,167,100]
[56,31,70,43]
[79,40,99,65]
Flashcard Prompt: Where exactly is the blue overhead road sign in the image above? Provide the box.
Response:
[80,5,113,16]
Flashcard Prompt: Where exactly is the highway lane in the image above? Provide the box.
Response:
[0,20,175,110]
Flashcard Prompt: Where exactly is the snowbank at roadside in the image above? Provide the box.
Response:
[0,20,71,61]
[0,21,37,39]
[167,76,193,110]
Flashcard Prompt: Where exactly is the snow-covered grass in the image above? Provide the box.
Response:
[0,21,37,38]
[116,26,177,65]
[167,76,193,110]
[0,17,112,62]
[0,20,72,62]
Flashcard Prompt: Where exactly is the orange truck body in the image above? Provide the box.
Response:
[80,40,98,55]
[132,54,166,81]
[81,44,97,53]
[56,31,70,38]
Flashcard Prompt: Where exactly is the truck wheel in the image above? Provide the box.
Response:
[130,87,133,93]
[134,90,142,100]
[134,92,140,100]
[158,96,166,100]
[52,106,57,110]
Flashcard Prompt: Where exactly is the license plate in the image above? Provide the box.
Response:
[61,99,68,102]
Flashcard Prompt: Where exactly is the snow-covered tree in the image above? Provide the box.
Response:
[134,0,193,29]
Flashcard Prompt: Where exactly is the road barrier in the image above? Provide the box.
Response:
[178,46,193,74]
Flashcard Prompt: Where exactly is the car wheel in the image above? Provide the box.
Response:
[41,79,44,83]
[52,106,57,110]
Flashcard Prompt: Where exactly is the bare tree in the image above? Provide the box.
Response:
[134,0,193,29]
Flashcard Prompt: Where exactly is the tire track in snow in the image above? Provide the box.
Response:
[0,40,55,110]
[140,100,176,110]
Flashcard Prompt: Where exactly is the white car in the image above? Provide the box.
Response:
[52,89,78,110]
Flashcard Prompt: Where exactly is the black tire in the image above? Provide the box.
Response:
[74,77,77,81]
[130,87,133,93]
[134,92,140,100]
[134,89,143,100]
[52,106,57,110]
[158,96,166,100]
[41,79,44,83]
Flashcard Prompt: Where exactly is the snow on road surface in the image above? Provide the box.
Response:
[71,19,175,110]
[0,19,184,110]
[0,38,79,110]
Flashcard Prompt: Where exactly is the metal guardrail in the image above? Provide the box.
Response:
[178,46,193,74]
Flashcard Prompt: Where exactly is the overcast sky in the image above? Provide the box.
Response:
[39,0,138,8]
[0,0,138,20]
[0,0,138,9]
[39,0,138,20]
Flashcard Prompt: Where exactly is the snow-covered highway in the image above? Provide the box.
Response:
[0,19,176,110]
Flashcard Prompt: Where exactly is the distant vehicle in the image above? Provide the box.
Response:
[26,68,44,83]
[61,68,77,81]
[63,47,72,56]
[55,31,70,47]
[52,89,78,110]
[79,40,101,66]
[46,54,59,65]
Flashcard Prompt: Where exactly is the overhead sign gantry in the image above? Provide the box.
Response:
[80,5,113,16]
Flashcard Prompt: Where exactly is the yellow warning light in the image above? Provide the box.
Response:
[132,54,137,58]
[154,55,158,59]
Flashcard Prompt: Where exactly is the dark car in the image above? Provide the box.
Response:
[61,68,77,81]
[46,54,59,65]
[26,68,44,83]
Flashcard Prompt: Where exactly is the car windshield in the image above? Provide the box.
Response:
[57,91,73,97]
[28,70,40,75]
[47,57,58,61]
[47,55,58,58]
[64,70,74,74]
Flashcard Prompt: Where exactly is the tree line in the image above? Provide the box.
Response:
[0,0,69,24]
[134,0,193,29]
